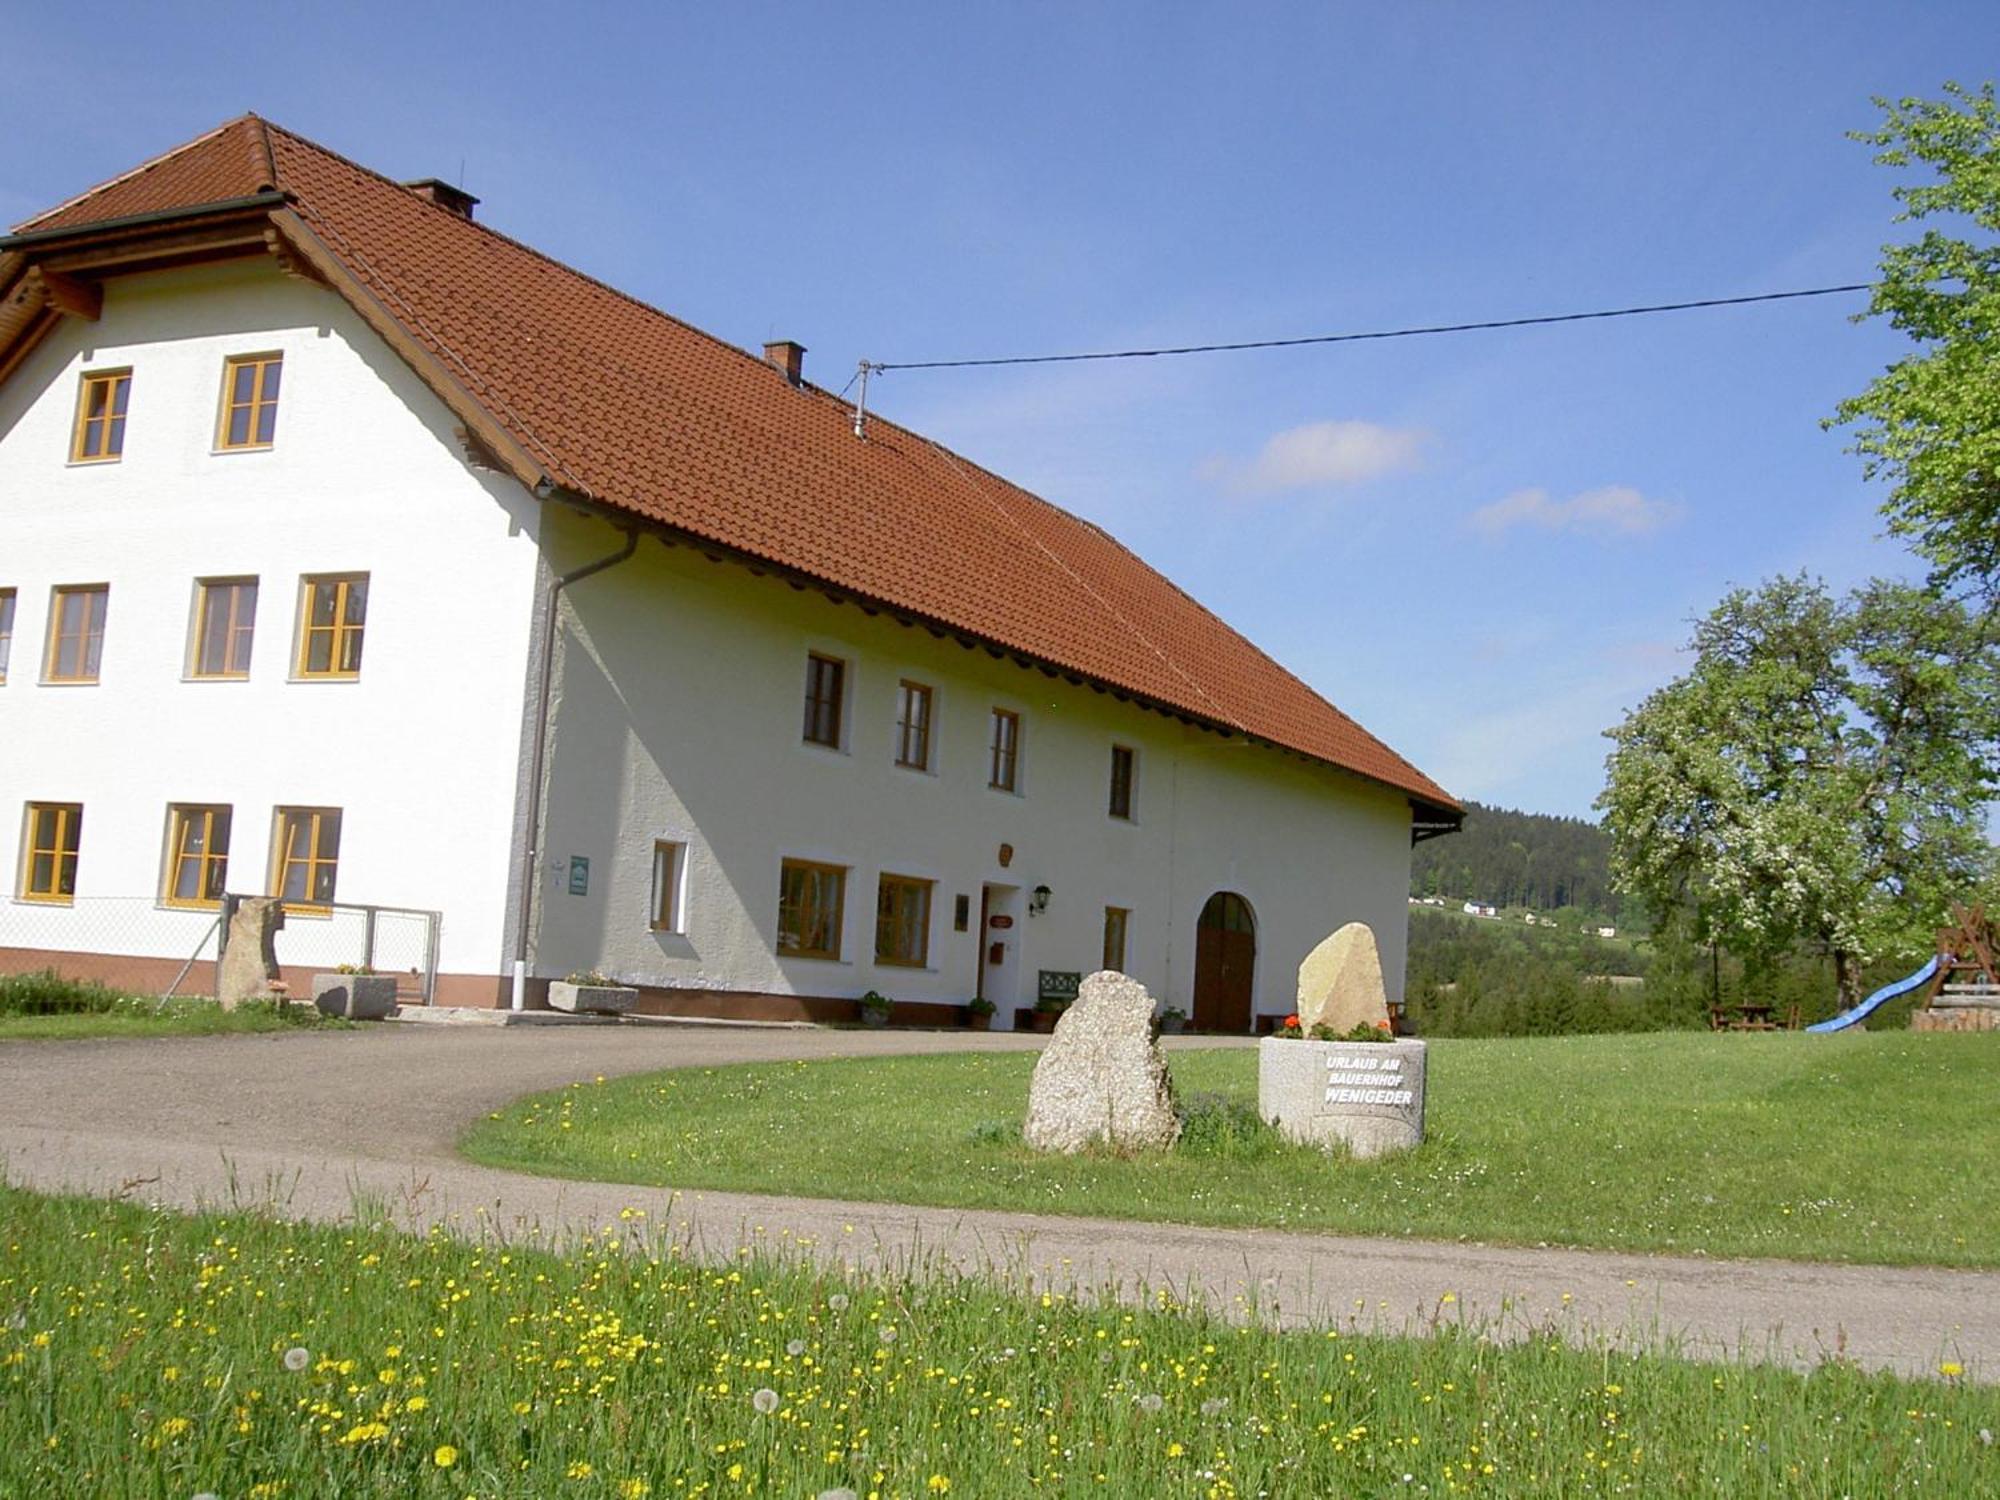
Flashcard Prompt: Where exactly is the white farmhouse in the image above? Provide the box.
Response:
[0,117,1459,1030]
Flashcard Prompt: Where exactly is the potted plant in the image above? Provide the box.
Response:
[548,969,639,1016]
[310,963,399,1020]
[966,996,996,1031]
[858,990,893,1028]
[1157,1005,1187,1036]
[1027,996,1068,1034]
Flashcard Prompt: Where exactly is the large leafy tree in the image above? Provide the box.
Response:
[1597,575,1999,1009]
[1832,82,2000,601]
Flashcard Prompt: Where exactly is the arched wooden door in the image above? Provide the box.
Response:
[1193,892,1256,1033]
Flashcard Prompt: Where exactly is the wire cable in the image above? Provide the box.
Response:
[867,283,1872,372]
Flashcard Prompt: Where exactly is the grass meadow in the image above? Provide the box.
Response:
[3,1186,1995,1498]
[462,1033,2000,1268]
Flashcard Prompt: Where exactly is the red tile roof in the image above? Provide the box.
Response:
[14,116,1455,813]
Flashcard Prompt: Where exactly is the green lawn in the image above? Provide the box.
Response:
[0,997,346,1041]
[462,1032,2000,1268]
[3,1187,1992,1498]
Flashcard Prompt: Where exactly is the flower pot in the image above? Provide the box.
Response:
[860,1007,891,1028]
[548,981,639,1016]
[966,1010,993,1031]
[1028,1009,1059,1034]
[1159,1014,1187,1035]
[311,972,399,1021]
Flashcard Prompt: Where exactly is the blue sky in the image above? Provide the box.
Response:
[3,3,1978,816]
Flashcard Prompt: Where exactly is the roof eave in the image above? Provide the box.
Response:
[0,191,291,251]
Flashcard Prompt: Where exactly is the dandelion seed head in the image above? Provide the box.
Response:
[879,1325,898,1344]
[282,1346,310,1372]
[786,1339,807,1357]
[752,1387,780,1414]
[1136,1392,1164,1413]
[828,1293,850,1312]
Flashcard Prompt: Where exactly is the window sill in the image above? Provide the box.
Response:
[39,679,101,688]
[777,951,849,965]
[184,674,251,684]
[288,674,362,685]
[160,899,223,913]
[64,456,123,469]
[14,894,75,907]
[210,444,275,457]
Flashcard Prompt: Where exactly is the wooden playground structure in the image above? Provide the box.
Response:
[1708,904,2000,1033]
[1911,904,2000,1033]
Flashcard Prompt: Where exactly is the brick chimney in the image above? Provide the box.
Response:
[404,178,479,221]
[763,339,806,387]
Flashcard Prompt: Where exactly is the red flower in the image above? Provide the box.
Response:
[1284,1014,1300,1029]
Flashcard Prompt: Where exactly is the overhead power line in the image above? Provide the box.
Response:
[845,281,1873,436]
[867,283,1872,373]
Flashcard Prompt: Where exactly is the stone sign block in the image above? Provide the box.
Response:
[217,896,285,1010]
[1258,1035,1426,1159]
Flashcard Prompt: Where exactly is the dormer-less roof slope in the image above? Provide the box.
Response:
[10,115,1457,816]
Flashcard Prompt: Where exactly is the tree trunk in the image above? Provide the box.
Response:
[1832,949,1864,1014]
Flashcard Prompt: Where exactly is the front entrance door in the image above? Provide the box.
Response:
[979,883,1021,1025]
[1193,891,1256,1032]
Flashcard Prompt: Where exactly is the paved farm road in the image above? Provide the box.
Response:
[2,1023,1992,1382]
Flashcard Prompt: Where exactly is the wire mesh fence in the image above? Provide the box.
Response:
[0,895,439,1004]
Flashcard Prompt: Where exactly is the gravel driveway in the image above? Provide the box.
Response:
[2,1021,1993,1382]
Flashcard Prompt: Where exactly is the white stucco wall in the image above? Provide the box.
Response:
[535,510,1416,1024]
[0,260,542,983]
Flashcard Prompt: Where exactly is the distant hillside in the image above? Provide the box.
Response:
[1412,801,1616,917]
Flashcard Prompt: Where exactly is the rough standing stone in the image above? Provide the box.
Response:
[1259,1035,1427,1158]
[1024,971,1180,1153]
[1296,921,1391,1035]
[217,897,284,1010]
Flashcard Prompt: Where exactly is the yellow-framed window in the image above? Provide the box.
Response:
[895,680,933,769]
[44,584,108,683]
[1109,744,1136,820]
[190,578,258,679]
[875,873,933,968]
[0,588,15,684]
[271,806,341,910]
[217,353,282,450]
[650,839,684,932]
[777,858,845,959]
[70,369,130,463]
[164,804,232,909]
[20,802,83,904]
[295,574,367,679]
[989,707,1019,791]
[1102,906,1130,973]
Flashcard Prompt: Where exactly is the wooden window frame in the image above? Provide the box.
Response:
[70,368,131,464]
[163,804,232,910]
[649,839,684,933]
[1103,906,1130,973]
[270,806,341,912]
[875,873,934,969]
[802,652,846,749]
[19,802,83,904]
[294,574,368,681]
[189,577,259,680]
[43,584,109,684]
[215,352,283,452]
[776,857,846,961]
[0,588,14,685]
[1109,744,1137,820]
[988,707,1020,792]
[895,679,934,770]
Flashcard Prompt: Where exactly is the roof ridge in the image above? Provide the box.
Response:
[12,114,252,233]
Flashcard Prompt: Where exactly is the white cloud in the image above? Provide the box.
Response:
[1469,484,1684,539]
[1205,419,1426,495]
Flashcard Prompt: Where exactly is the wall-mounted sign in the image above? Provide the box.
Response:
[1038,969,1081,1003]
[568,856,590,896]
[989,914,1015,930]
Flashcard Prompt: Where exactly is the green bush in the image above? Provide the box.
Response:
[1175,1091,1291,1160]
[0,970,135,1017]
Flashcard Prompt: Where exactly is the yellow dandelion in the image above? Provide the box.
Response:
[928,1477,952,1494]
[434,1444,460,1468]
[1941,1361,1965,1378]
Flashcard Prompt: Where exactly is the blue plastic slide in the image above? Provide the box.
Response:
[1805,956,1940,1033]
